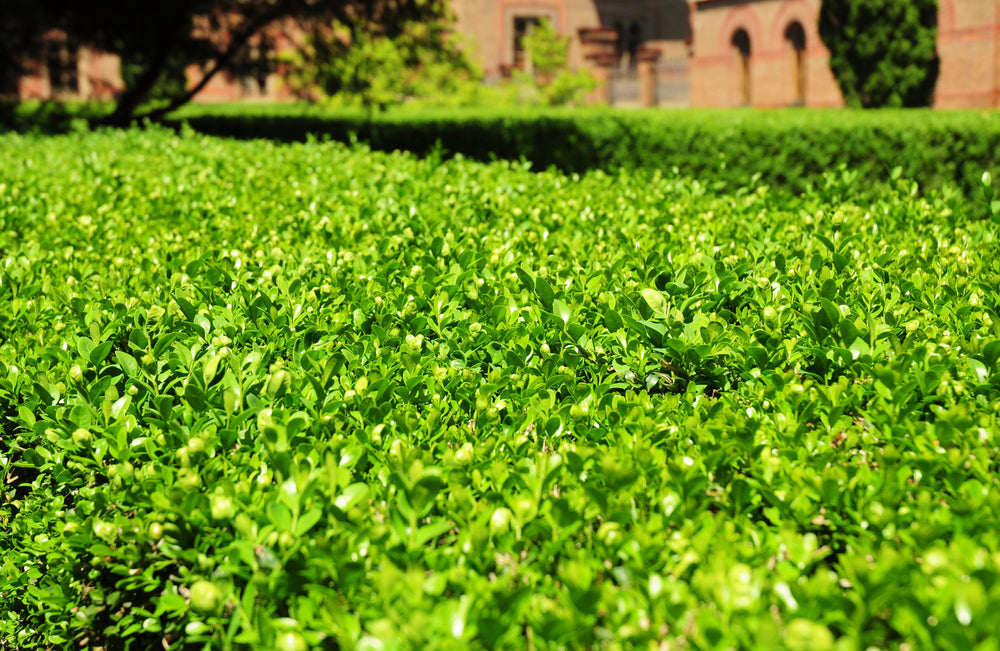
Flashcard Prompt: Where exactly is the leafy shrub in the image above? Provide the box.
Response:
[168,105,1000,202]
[819,0,940,107]
[512,18,597,107]
[283,10,482,111]
[2,128,1000,650]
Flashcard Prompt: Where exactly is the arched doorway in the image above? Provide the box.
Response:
[784,21,806,105]
[731,29,751,105]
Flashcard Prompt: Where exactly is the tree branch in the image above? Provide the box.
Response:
[138,7,286,122]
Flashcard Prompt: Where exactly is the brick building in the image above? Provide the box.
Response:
[6,0,1000,109]
[690,0,1000,108]
[450,0,692,106]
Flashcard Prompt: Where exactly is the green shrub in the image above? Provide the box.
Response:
[2,127,1000,649]
[515,18,597,107]
[283,10,482,111]
[819,0,940,107]
[168,105,1000,202]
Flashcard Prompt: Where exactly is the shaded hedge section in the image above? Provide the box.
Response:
[168,105,1000,198]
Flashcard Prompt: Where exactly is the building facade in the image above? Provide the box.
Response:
[450,0,692,106]
[690,0,1000,108]
[6,1,1000,109]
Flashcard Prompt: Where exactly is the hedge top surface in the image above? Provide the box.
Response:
[2,127,1000,650]
[168,104,1000,202]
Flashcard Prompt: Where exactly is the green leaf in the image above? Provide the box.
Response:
[551,298,571,325]
[267,502,293,532]
[90,342,114,366]
[334,483,370,512]
[640,288,668,315]
[295,508,323,536]
[604,307,623,331]
[203,355,224,386]
[194,314,212,339]
[129,328,149,351]
[110,396,131,421]
[535,276,554,310]
[115,351,139,378]
[174,297,196,321]
[76,337,96,362]
[968,358,988,384]
[515,267,534,293]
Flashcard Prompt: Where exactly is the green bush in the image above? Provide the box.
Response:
[2,127,1000,649]
[282,10,482,111]
[514,18,597,107]
[819,0,940,108]
[168,105,1000,201]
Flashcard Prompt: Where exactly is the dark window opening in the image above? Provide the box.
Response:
[234,40,273,97]
[614,20,643,71]
[731,29,751,105]
[785,22,806,105]
[513,16,541,71]
[46,41,78,96]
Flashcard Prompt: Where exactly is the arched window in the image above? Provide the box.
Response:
[731,29,751,105]
[785,22,806,105]
[614,20,643,71]
[45,38,78,97]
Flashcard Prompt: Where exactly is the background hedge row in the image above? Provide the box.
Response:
[168,105,1000,199]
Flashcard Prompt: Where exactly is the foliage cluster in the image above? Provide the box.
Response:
[2,128,1000,649]
[819,0,940,108]
[280,3,482,111]
[169,105,1000,202]
[0,0,452,125]
[506,19,597,108]
[282,16,593,110]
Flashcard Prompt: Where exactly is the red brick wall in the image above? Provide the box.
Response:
[451,0,691,79]
[692,0,1000,109]
[690,0,842,107]
[936,0,999,107]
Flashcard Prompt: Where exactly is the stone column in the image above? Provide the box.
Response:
[578,27,618,106]
[637,45,662,108]
[590,53,619,105]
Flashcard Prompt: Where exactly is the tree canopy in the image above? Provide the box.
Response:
[0,0,452,124]
[818,0,940,108]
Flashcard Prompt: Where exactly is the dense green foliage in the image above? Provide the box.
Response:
[281,5,478,110]
[0,0,453,124]
[3,128,1000,650]
[168,105,1000,202]
[513,19,597,107]
[819,0,940,108]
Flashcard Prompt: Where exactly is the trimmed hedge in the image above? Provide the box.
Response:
[4,127,1000,650]
[168,104,1000,198]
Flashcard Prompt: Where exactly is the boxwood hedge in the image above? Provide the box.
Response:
[2,127,1000,650]
[169,105,1000,201]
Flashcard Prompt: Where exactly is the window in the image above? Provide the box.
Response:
[235,41,271,97]
[46,40,78,96]
[731,29,751,105]
[785,22,806,105]
[513,16,541,71]
[613,20,643,71]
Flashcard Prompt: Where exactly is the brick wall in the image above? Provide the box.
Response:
[690,0,842,108]
[692,0,1000,109]
[451,0,691,94]
[936,0,999,107]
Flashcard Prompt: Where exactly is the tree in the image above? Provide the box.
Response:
[819,0,940,108]
[283,3,477,110]
[0,2,48,97]
[0,0,453,125]
[513,18,596,106]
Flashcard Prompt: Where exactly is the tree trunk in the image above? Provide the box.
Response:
[101,45,174,127]
[100,4,193,127]
[139,7,287,123]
